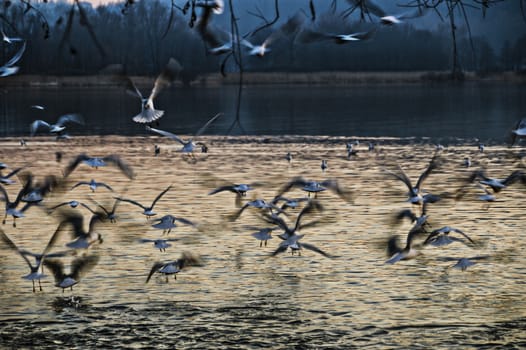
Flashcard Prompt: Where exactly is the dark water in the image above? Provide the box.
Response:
[1,83,525,142]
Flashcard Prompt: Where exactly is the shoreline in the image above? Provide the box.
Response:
[1,71,524,88]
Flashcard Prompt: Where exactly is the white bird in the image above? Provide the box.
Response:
[146,113,223,155]
[30,114,84,137]
[346,0,428,25]
[123,58,182,124]
[0,41,26,77]
[510,118,526,146]
[243,12,306,57]
[44,254,100,292]
[298,27,376,45]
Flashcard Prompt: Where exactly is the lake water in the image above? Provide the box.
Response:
[1,83,526,348]
[1,83,525,142]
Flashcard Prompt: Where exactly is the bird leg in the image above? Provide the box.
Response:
[32,280,36,293]
[38,279,42,291]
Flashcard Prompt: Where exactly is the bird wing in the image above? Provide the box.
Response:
[101,155,134,179]
[146,262,165,283]
[97,182,114,191]
[56,114,84,127]
[64,153,90,177]
[115,197,147,211]
[415,156,440,190]
[385,166,414,193]
[262,11,306,47]
[40,222,68,265]
[3,167,24,180]
[208,185,235,195]
[399,7,428,20]
[173,216,195,227]
[300,242,333,258]
[30,120,51,136]
[146,126,186,145]
[194,113,223,138]
[149,57,182,101]
[71,254,100,280]
[294,200,323,231]
[0,229,34,269]
[151,185,172,209]
[275,176,308,197]
[321,179,353,202]
[71,181,90,189]
[346,0,387,17]
[43,259,65,282]
[450,227,475,244]
[270,244,289,257]
[79,202,97,214]
[0,184,9,202]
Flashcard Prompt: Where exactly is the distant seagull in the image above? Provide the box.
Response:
[116,185,172,219]
[384,154,441,204]
[146,113,223,155]
[151,214,195,234]
[510,118,526,146]
[195,0,224,14]
[248,227,275,247]
[64,153,134,179]
[154,145,160,156]
[208,181,262,207]
[44,254,100,292]
[285,152,293,163]
[20,139,26,146]
[0,224,67,292]
[276,176,353,202]
[478,143,485,152]
[146,252,202,283]
[298,27,376,45]
[139,238,179,252]
[31,104,45,110]
[30,114,84,137]
[346,0,428,25]
[0,41,26,77]
[463,157,471,168]
[321,160,328,172]
[122,57,182,124]
[71,179,113,192]
[228,199,283,222]
[243,11,306,57]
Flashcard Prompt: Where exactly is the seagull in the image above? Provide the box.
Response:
[116,185,172,219]
[285,152,293,163]
[0,166,24,185]
[297,27,376,45]
[247,227,275,247]
[71,179,113,193]
[87,198,121,223]
[423,226,475,247]
[0,40,26,77]
[276,176,353,202]
[47,200,95,214]
[146,113,223,156]
[271,196,310,211]
[228,198,283,222]
[243,12,306,57]
[146,252,202,283]
[154,145,160,156]
[18,172,59,204]
[64,153,134,179]
[385,227,422,264]
[121,57,182,124]
[346,0,428,25]
[384,154,441,204]
[321,160,328,172]
[510,118,526,146]
[208,181,263,207]
[151,214,195,234]
[60,212,104,250]
[30,114,84,137]
[0,183,34,227]
[0,224,68,292]
[44,254,100,292]
[139,238,179,252]
[466,169,524,193]
[265,200,333,258]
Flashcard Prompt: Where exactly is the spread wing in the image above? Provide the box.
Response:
[56,114,84,127]
[101,155,134,179]
[30,120,51,136]
[194,113,223,138]
[151,185,172,209]
[146,126,186,145]
[4,41,26,67]
[149,58,182,101]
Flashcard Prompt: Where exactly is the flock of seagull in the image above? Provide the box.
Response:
[1,0,526,297]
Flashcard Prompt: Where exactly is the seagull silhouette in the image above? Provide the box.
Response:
[116,185,172,219]
[64,153,134,179]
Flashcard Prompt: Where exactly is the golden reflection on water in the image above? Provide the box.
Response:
[0,135,525,346]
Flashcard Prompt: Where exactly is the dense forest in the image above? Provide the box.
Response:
[0,0,525,78]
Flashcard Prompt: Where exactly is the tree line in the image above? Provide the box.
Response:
[0,0,524,78]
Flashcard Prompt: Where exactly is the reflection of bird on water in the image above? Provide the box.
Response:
[64,153,134,179]
[116,185,172,219]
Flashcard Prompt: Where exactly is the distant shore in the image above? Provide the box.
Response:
[1,71,524,88]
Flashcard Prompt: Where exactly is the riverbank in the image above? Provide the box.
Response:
[1,71,524,88]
